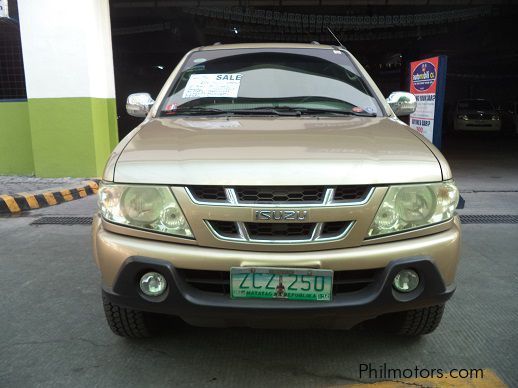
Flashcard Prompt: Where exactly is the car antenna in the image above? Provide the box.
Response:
[327,27,345,49]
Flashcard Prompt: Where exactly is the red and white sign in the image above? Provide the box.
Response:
[409,56,439,142]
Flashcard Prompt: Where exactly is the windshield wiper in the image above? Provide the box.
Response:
[167,107,234,116]
[224,107,303,116]
[295,107,377,117]
[220,106,377,117]
[167,106,376,117]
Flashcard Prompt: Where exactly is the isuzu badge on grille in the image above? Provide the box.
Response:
[254,209,308,221]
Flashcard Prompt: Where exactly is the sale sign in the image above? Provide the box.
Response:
[409,56,441,143]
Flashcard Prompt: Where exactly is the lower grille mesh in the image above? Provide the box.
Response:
[208,220,238,237]
[321,221,348,237]
[178,268,380,296]
[245,222,314,240]
[207,221,351,242]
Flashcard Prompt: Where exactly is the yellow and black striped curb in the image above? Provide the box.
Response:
[0,180,99,214]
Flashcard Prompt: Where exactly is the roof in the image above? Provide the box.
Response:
[197,42,338,51]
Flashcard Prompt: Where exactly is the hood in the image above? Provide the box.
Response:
[113,116,442,185]
[458,108,496,114]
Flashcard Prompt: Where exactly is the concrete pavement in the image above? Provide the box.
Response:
[1,133,517,387]
[0,194,517,386]
[0,176,88,195]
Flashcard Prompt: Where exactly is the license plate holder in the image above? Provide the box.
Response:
[230,267,333,302]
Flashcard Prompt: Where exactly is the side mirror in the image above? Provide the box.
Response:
[126,93,155,117]
[386,91,417,117]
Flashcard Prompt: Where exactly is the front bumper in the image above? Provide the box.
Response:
[454,119,501,131]
[94,215,461,328]
[102,256,454,329]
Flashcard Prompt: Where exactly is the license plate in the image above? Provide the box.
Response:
[230,267,333,302]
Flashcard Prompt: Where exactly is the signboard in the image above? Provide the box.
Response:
[409,56,447,148]
[0,0,8,18]
[183,74,242,98]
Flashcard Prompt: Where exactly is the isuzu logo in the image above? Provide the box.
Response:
[254,209,309,221]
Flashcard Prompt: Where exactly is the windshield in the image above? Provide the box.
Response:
[458,100,493,111]
[160,48,382,117]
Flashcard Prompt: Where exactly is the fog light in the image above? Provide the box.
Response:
[139,272,167,296]
[393,269,419,293]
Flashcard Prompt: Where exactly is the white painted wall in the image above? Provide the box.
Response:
[18,0,116,99]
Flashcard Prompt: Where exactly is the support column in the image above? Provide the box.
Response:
[18,0,118,177]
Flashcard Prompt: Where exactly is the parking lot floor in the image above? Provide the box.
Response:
[1,133,517,387]
[0,191,516,387]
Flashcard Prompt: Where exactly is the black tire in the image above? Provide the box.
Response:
[102,296,155,338]
[378,304,445,336]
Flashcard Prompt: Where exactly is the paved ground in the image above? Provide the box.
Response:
[0,176,89,195]
[444,133,518,217]
[0,134,517,387]
[443,132,518,193]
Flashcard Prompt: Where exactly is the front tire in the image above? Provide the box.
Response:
[378,304,445,336]
[102,296,155,338]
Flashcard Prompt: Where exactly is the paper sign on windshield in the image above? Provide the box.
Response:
[182,74,242,98]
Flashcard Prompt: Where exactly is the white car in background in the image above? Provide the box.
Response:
[454,99,501,132]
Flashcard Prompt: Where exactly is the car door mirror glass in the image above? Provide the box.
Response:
[126,93,155,117]
[386,91,417,117]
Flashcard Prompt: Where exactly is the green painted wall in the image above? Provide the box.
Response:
[0,101,35,175]
[27,97,118,178]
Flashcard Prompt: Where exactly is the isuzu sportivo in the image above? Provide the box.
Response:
[93,43,460,338]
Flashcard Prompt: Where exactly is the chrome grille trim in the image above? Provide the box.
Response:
[205,220,354,244]
[186,186,374,207]
[322,188,334,205]
[224,188,239,205]
[236,221,250,240]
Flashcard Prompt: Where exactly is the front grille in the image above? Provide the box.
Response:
[178,269,230,294]
[321,221,349,238]
[189,186,226,202]
[334,186,369,202]
[236,186,324,203]
[208,221,238,237]
[246,222,315,240]
[177,268,380,296]
[190,185,369,245]
[467,113,492,120]
[333,269,379,293]
[208,220,351,242]
[187,185,371,205]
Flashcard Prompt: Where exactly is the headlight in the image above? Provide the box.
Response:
[98,183,193,238]
[367,181,459,238]
[491,115,500,121]
[457,114,469,120]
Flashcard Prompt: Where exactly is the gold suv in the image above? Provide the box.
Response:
[93,43,461,338]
